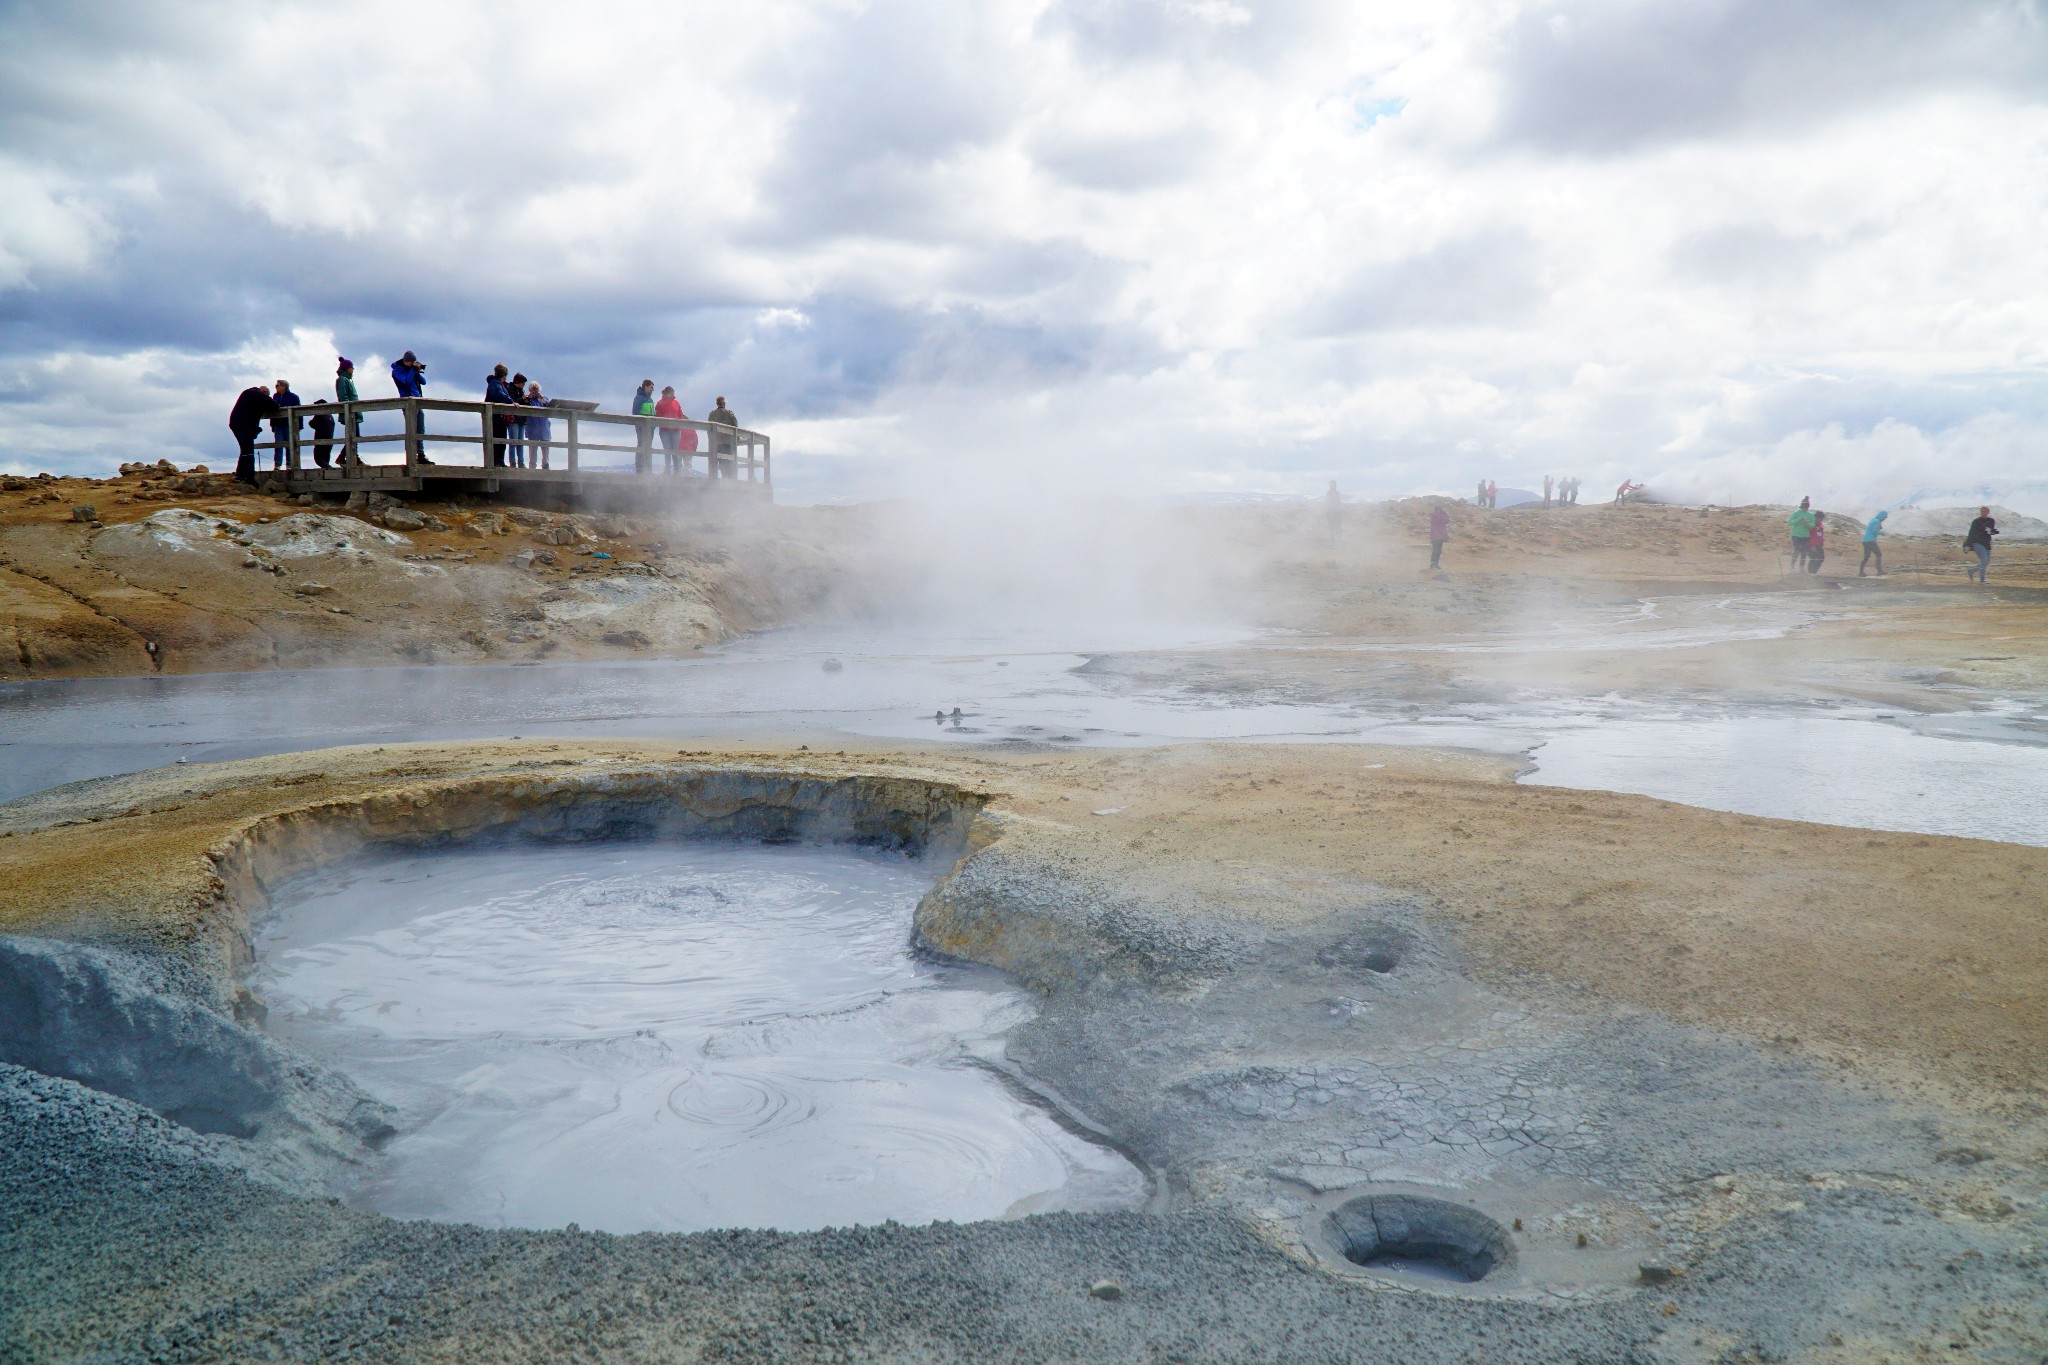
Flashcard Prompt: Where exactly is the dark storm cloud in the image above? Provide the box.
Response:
[1488,0,2048,154]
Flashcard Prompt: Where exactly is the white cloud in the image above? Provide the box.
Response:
[0,0,2043,513]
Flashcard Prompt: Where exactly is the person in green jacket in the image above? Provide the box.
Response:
[334,357,362,467]
[1787,498,1815,571]
[632,379,657,474]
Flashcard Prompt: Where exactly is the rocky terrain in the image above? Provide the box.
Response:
[0,465,884,679]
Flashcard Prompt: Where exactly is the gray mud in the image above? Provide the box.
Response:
[4,791,2045,1362]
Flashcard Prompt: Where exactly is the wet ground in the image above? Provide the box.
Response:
[6,608,2045,844]
[254,842,1142,1233]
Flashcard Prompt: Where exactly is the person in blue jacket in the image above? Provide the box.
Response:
[1859,510,1888,577]
[268,379,301,469]
[485,364,517,467]
[391,350,429,463]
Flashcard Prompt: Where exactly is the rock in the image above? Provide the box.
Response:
[1088,1281,1124,1301]
[155,459,178,474]
[241,558,260,569]
[119,462,148,476]
[70,504,98,522]
[366,492,397,512]
[1638,1262,1680,1285]
[297,494,318,506]
[381,507,427,532]
[511,550,537,568]
[295,583,333,597]
[601,629,651,649]
[535,550,557,565]
[177,476,213,494]
[1,478,25,491]
[344,492,368,510]
[424,515,450,531]
[593,514,632,538]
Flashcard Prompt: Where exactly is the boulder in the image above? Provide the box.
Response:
[381,507,427,532]
[70,504,99,523]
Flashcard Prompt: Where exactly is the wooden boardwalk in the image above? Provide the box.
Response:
[255,398,770,508]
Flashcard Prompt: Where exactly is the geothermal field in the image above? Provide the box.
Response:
[0,475,2044,1362]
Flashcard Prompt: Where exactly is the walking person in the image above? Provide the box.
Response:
[1487,479,1497,509]
[269,379,301,469]
[706,395,739,478]
[334,357,362,467]
[1963,507,1999,583]
[1427,502,1450,571]
[507,372,529,468]
[1859,510,1888,576]
[632,380,657,474]
[308,400,336,469]
[524,383,553,469]
[391,350,429,463]
[1476,479,1487,508]
[655,385,686,473]
[229,384,280,484]
[1787,498,1815,572]
[1806,511,1827,575]
[485,364,516,468]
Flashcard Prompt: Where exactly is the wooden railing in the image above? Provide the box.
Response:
[258,397,770,484]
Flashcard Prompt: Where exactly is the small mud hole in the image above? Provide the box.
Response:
[1315,930,1407,976]
[1328,1194,1514,1285]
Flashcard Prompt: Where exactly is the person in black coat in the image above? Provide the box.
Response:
[269,380,302,469]
[308,400,337,469]
[229,385,281,483]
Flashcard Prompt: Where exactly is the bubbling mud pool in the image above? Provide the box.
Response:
[251,841,1145,1234]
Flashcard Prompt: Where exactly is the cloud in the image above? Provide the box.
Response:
[1485,0,2048,153]
[0,0,2043,516]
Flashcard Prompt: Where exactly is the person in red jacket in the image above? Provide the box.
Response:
[654,386,688,474]
[1428,502,1450,571]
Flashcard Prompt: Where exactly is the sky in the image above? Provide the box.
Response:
[1,0,2045,509]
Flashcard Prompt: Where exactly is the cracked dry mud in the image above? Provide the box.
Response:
[2,740,2044,1363]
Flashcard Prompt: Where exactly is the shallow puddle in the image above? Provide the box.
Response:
[252,842,1144,1233]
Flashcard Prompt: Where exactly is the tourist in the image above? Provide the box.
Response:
[228,384,280,484]
[1807,511,1826,575]
[1787,498,1815,571]
[1428,502,1449,571]
[485,364,516,468]
[269,379,301,469]
[334,357,361,466]
[391,350,429,463]
[524,383,553,469]
[1567,476,1580,506]
[1860,510,1888,576]
[1614,479,1637,504]
[1476,479,1487,508]
[632,380,657,474]
[507,372,530,468]
[1963,507,1999,583]
[1327,481,1343,538]
[707,395,738,478]
[655,385,686,473]
[308,400,336,469]
[1486,479,1497,509]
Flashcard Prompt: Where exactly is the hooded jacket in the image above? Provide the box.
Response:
[485,373,516,405]
[1862,512,1887,543]
[392,358,425,398]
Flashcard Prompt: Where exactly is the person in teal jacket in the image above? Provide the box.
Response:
[1859,510,1887,577]
[334,357,361,466]
[632,379,657,474]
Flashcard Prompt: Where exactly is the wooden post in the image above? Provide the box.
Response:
[482,405,494,471]
[762,435,771,488]
[287,412,301,473]
[404,399,417,476]
[566,410,579,472]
